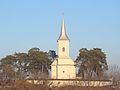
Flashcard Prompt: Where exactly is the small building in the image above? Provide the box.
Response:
[51,17,76,79]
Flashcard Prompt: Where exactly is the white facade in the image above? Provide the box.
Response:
[51,17,76,79]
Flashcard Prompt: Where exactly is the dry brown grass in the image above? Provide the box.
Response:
[0,80,119,90]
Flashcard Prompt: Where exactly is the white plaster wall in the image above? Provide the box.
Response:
[57,58,75,65]
[51,33,76,79]
[51,65,57,79]
[57,65,76,79]
[51,64,76,79]
[51,58,76,79]
[58,40,69,58]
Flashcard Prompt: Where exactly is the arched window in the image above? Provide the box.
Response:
[62,47,65,52]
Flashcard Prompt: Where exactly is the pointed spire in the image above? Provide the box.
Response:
[58,16,69,40]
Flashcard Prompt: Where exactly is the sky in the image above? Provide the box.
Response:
[0,0,120,65]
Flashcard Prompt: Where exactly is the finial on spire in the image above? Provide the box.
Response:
[58,16,69,40]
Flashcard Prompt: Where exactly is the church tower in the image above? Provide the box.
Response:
[51,17,76,79]
[58,17,70,59]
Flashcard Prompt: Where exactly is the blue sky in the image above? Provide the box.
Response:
[0,0,120,65]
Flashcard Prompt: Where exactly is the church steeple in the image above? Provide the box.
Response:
[51,17,76,79]
[57,16,70,58]
[58,16,69,40]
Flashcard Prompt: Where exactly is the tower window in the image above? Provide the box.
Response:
[62,47,65,52]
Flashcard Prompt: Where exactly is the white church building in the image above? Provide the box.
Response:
[26,17,112,87]
[51,17,76,79]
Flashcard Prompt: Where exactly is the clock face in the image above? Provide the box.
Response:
[62,47,65,52]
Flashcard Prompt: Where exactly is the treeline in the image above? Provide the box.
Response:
[0,48,52,81]
[75,48,108,80]
[75,48,120,81]
[0,47,120,81]
[0,47,120,90]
